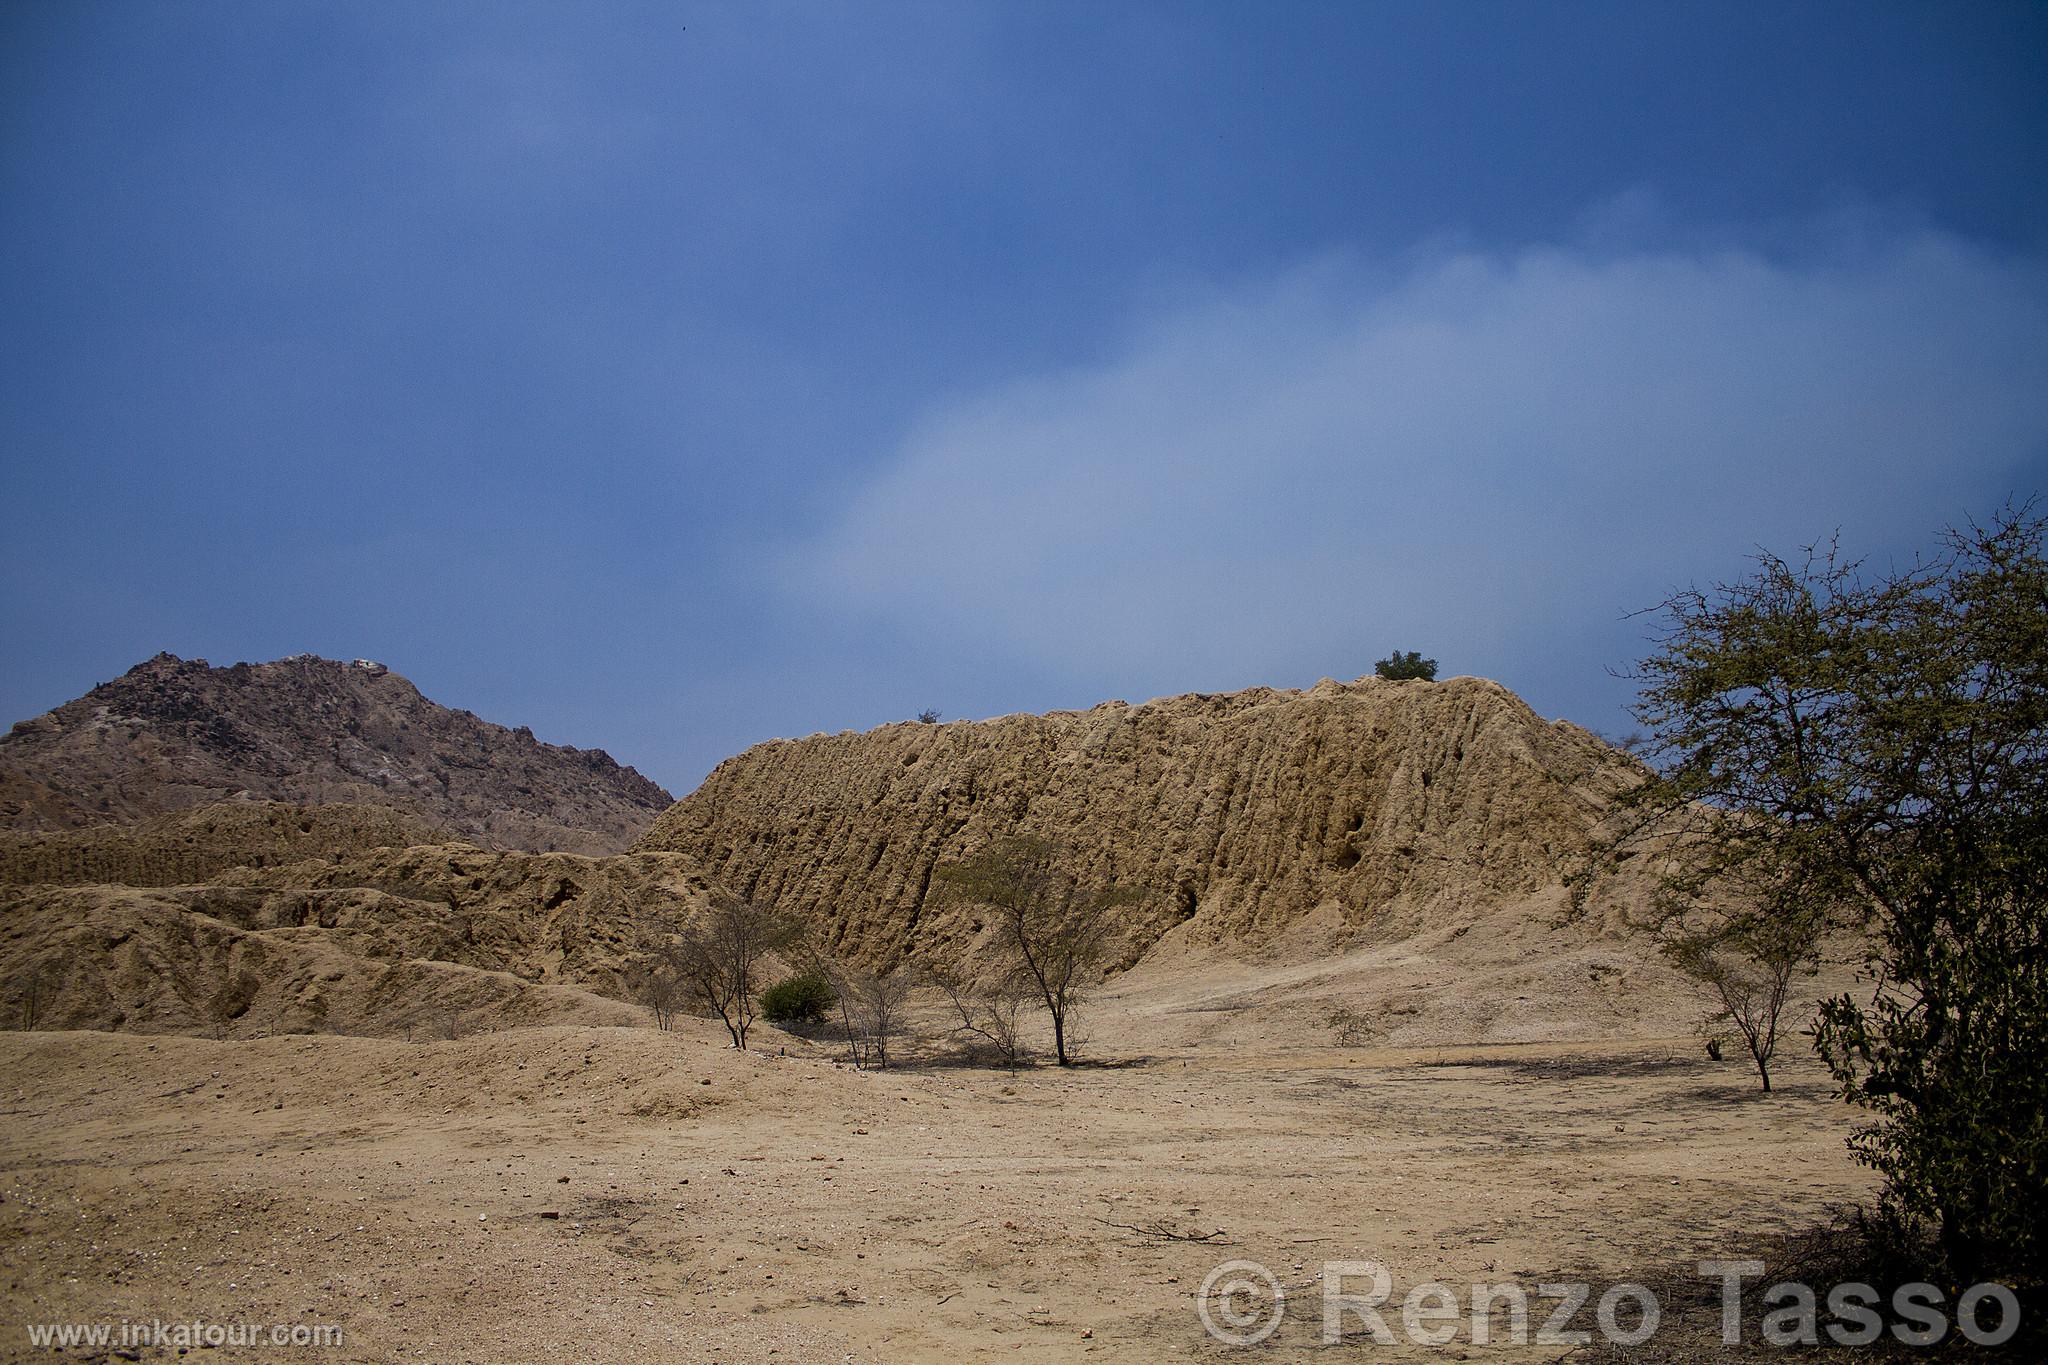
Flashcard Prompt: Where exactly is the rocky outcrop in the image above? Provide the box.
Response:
[636,676,1648,969]
[0,653,672,853]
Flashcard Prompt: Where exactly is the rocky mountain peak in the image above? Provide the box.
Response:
[0,653,673,854]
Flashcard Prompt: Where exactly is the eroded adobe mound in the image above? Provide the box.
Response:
[637,675,1647,969]
[0,800,445,886]
[0,844,719,1035]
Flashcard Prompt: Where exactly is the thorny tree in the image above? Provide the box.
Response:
[935,836,1135,1066]
[926,960,1032,1068]
[626,957,684,1031]
[806,947,912,1068]
[1617,506,2048,1291]
[659,895,792,1050]
[840,967,912,1068]
[1642,849,1826,1093]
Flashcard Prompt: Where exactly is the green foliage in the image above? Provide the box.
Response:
[1652,882,1824,1093]
[1628,505,2048,1292]
[1373,650,1437,681]
[934,835,1139,1066]
[759,972,837,1026]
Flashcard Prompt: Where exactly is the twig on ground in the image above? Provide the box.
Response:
[1092,1218,1235,1244]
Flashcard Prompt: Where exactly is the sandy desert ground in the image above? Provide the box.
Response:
[0,942,1874,1364]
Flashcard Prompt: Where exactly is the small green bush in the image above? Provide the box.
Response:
[760,973,836,1026]
[1373,650,1437,681]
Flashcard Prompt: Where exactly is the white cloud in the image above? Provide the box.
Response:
[785,228,2048,705]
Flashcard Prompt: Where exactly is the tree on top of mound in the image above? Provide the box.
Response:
[1374,650,1438,681]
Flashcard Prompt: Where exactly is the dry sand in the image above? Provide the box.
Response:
[0,956,1871,1363]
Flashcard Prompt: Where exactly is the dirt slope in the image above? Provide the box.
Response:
[0,672,1684,1048]
[0,845,721,1036]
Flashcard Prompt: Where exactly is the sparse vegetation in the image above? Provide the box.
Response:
[397,1006,465,1042]
[9,512,2038,1349]
[1580,798,1828,1091]
[627,957,684,1030]
[1655,886,1822,1093]
[9,965,48,1030]
[928,961,1032,1068]
[1625,506,2048,1292]
[656,894,794,1051]
[1324,1004,1377,1047]
[935,835,1136,1066]
[915,708,942,724]
[788,940,914,1066]
[1374,649,1437,681]
[836,967,911,1067]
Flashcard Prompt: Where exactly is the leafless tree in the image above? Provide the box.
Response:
[9,966,48,1031]
[626,959,684,1030]
[803,947,912,1068]
[844,968,912,1067]
[661,895,792,1051]
[399,1006,465,1042]
[928,962,1032,1068]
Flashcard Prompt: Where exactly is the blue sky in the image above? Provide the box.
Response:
[4,1,2045,793]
